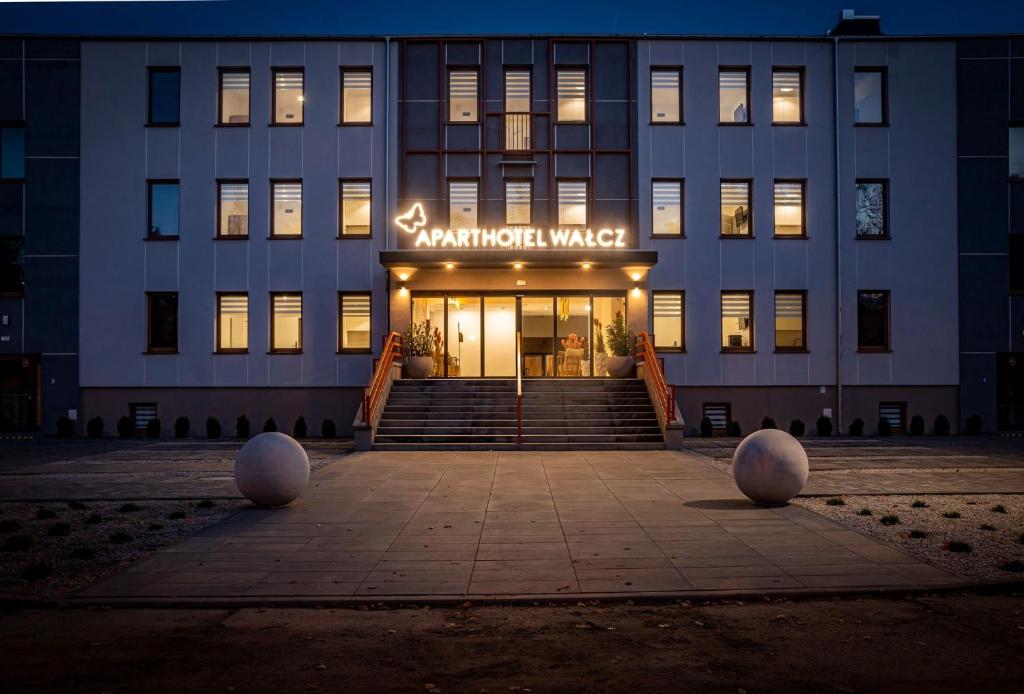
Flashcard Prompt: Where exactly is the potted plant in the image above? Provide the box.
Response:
[604,311,634,378]
[403,321,435,378]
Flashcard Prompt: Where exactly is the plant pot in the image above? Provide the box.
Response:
[405,356,434,379]
[606,355,635,378]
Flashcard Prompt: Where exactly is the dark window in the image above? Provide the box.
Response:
[879,402,906,433]
[856,180,888,238]
[339,293,371,352]
[854,68,887,125]
[148,67,180,126]
[148,180,180,239]
[0,126,25,179]
[218,69,250,125]
[0,237,24,297]
[653,291,684,351]
[775,291,807,351]
[147,292,178,353]
[702,403,731,434]
[857,290,890,351]
[1010,235,1024,294]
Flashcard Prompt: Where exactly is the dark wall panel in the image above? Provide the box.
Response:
[956,58,1008,157]
[405,101,438,150]
[405,43,439,100]
[553,42,590,66]
[595,101,629,149]
[445,42,480,67]
[959,254,1008,352]
[595,41,629,100]
[404,153,440,209]
[24,159,78,255]
[0,61,23,122]
[26,60,79,157]
[23,255,77,353]
[0,182,22,236]
[958,158,1008,253]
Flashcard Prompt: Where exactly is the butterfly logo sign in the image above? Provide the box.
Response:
[395,203,427,234]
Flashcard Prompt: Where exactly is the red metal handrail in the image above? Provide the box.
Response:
[635,332,677,422]
[362,331,404,424]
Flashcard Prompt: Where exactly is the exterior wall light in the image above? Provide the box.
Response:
[513,262,523,270]
[630,271,643,281]
[445,262,455,270]
[398,285,409,297]
[397,272,410,281]
[581,262,592,270]
[631,285,642,298]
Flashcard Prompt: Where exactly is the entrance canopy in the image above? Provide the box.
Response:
[379,249,658,270]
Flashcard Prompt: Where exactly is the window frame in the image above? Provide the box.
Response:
[447,67,480,125]
[215,291,249,354]
[855,178,890,240]
[145,291,179,355]
[718,66,752,126]
[269,291,303,354]
[856,289,891,353]
[774,290,808,353]
[340,67,373,126]
[556,178,590,228]
[338,178,373,239]
[147,66,180,127]
[854,66,889,127]
[271,67,305,127]
[771,66,805,126]
[652,290,685,352]
[338,291,373,354]
[269,178,303,239]
[720,178,754,239]
[721,290,755,353]
[0,122,26,181]
[651,178,685,238]
[650,66,683,125]
[146,179,180,241]
[216,67,251,127]
[773,178,807,239]
[215,178,249,240]
[504,178,533,227]
[555,66,589,124]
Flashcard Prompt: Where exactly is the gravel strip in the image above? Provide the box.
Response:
[796,494,1024,583]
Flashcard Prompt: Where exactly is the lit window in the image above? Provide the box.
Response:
[217,181,248,238]
[774,292,806,351]
[652,180,682,236]
[147,292,178,353]
[271,293,302,352]
[273,69,304,124]
[339,293,371,352]
[449,70,478,122]
[651,69,681,123]
[148,180,180,238]
[271,181,302,237]
[856,180,887,238]
[556,69,587,122]
[653,291,684,350]
[340,181,371,236]
[720,181,751,236]
[505,181,531,226]
[448,180,478,229]
[557,180,587,227]
[774,181,804,237]
[148,67,180,125]
[721,291,753,351]
[0,126,25,179]
[857,290,890,351]
[0,238,24,297]
[1011,128,1024,179]
[504,70,531,150]
[218,69,250,125]
[854,68,886,124]
[342,70,372,124]
[772,69,802,124]
[719,69,749,124]
[217,293,248,352]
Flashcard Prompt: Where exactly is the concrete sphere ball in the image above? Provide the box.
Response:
[732,429,809,506]
[234,432,310,507]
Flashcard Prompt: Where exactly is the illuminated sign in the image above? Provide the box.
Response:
[394,203,627,250]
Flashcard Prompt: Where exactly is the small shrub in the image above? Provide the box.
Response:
[934,415,951,436]
[908,529,927,539]
[760,416,777,430]
[119,503,142,514]
[726,420,742,437]
[47,522,71,537]
[3,535,34,552]
[979,524,996,531]
[909,415,924,436]
[67,500,89,511]
[849,418,864,436]
[174,416,190,439]
[877,418,891,437]
[206,416,222,439]
[195,499,216,509]
[108,532,132,544]
[167,510,188,520]
[857,508,873,516]
[84,514,103,525]
[117,415,135,439]
[991,504,1007,514]
[942,511,961,519]
[944,540,971,553]
[236,415,251,439]
[145,417,161,439]
[321,419,337,438]
[56,416,75,438]
[816,416,833,437]
[86,416,104,439]
[1001,560,1024,572]
[71,546,96,560]
[293,415,308,439]
[36,508,57,520]
[263,417,277,433]
[826,497,846,506]
[879,515,900,526]
[964,414,982,436]
[0,519,21,533]
[789,419,805,437]
[911,500,928,508]
[147,523,164,532]
[699,417,713,438]
[22,562,54,581]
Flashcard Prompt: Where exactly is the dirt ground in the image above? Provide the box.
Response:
[3,592,1023,693]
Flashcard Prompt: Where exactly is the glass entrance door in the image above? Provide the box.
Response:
[556,296,592,377]
[521,296,554,377]
[446,296,481,377]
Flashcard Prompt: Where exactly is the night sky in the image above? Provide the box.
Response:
[0,0,1020,37]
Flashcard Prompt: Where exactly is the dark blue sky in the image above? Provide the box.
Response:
[0,0,1021,36]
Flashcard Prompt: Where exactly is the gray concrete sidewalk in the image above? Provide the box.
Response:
[79,450,962,601]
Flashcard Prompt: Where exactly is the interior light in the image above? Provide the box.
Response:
[581,262,592,270]
[445,262,455,270]
[631,285,642,298]
[297,95,306,102]
[780,87,794,93]
[513,262,523,270]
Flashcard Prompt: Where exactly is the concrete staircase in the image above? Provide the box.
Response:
[372,378,665,450]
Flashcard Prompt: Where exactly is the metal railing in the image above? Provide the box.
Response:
[504,112,531,152]
[516,330,523,449]
[362,331,403,425]
[635,332,677,428]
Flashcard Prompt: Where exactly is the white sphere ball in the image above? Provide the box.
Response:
[234,432,310,507]
[732,429,809,506]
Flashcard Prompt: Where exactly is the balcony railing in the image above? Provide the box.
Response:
[504,112,531,152]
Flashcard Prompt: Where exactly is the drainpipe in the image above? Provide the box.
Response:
[832,36,844,433]
[384,36,392,338]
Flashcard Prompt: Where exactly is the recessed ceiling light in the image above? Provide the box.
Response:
[445,262,455,270]
[581,262,592,270]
